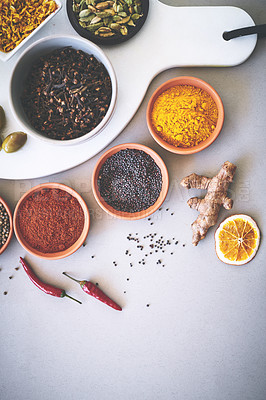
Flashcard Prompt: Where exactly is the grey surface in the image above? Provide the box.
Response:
[0,1,266,400]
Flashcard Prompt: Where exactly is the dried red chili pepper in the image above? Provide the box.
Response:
[62,272,122,311]
[20,257,81,304]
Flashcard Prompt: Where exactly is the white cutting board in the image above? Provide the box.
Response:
[0,2,257,179]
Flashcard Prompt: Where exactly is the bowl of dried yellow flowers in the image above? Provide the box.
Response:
[0,0,61,62]
[146,76,224,155]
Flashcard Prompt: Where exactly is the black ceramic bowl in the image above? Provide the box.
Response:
[67,0,149,46]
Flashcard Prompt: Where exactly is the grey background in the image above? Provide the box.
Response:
[0,1,266,400]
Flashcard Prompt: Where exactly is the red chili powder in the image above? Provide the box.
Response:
[17,188,85,253]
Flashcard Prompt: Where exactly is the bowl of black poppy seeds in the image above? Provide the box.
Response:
[10,35,117,145]
[92,143,169,220]
[0,197,13,255]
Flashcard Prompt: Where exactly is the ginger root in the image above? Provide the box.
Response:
[180,161,237,246]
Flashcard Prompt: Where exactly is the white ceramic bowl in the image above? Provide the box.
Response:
[9,35,117,146]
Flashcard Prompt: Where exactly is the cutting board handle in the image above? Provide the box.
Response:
[223,24,266,40]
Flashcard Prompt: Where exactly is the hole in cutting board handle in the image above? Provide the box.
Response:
[223,24,266,41]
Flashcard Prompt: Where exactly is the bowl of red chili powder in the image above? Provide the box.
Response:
[92,143,169,220]
[13,183,90,259]
[146,76,224,155]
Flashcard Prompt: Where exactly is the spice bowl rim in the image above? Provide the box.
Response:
[9,34,117,146]
[0,196,13,255]
[66,0,149,46]
[92,142,169,220]
[146,76,225,155]
[13,183,90,260]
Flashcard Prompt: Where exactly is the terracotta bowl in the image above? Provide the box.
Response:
[146,76,224,155]
[13,183,90,260]
[92,143,169,220]
[0,196,13,255]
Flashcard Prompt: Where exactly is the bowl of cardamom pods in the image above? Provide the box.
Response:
[146,76,225,155]
[67,0,149,45]
[0,196,13,255]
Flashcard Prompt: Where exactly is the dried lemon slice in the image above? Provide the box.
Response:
[215,215,260,265]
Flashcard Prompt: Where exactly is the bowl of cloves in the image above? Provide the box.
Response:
[0,196,13,255]
[9,35,117,145]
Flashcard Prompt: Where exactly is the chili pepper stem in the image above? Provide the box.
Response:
[64,293,82,304]
[62,272,82,284]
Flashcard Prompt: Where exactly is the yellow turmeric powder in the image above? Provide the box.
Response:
[0,0,58,53]
[151,85,218,148]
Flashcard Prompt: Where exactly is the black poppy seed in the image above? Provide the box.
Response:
[150,222,154,225]
[9,276,13,279]
[3,291,7,295]
[127,278,129,281]
[148,218,151,221]
[150,252,153,255]
[124,291,126,293]
[95,283,99,286]
[146,304,150,307]
[183,244,186,247]
[175,241,179,245]
[91,255,95,258]
[159,207,162,211]
[155,250,158,253]
[171,252,173,255]
[166,208,169,211]
[171,213,174,215]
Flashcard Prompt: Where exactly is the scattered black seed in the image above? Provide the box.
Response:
[15,267,20,271]
[150,222,154,225]
[146,304,150,307]
[162,265,165,267]
[95,282,99,286]
[9,276,13,279]
[124,291,126,293]
[159,207,162,211]
[91,255,95,258]
[130,263,133,267]
[171,252,173,255]
[171,213,174,215]
[155,250,158,253]
[175,241,178,245]
[183,244,186,247]
[166,208,169,211]
[127,278,129,281]
[82,243,86,247]
[148,218,151,221]
[3,291,7,295]
[150,251,153,255]
[0,268,2,271]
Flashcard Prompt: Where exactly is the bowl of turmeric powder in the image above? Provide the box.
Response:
[146,76,224,154]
